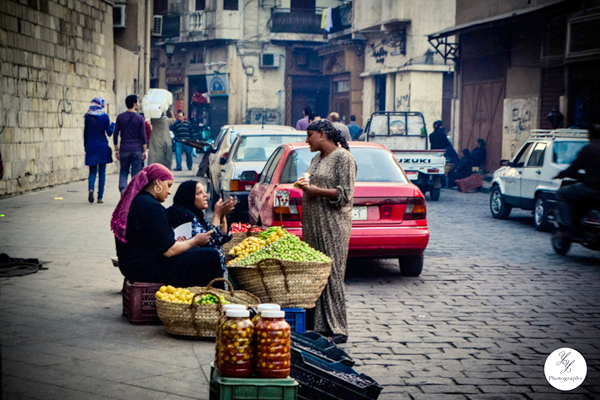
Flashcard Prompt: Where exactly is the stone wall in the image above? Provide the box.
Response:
[0,0,116,196]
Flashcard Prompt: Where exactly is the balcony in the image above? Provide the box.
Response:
[182,11,206,34]
[162,14,181,38]
[271,8,323,34]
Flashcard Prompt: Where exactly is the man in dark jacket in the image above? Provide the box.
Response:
[554,123,600,236]
[114,95,147,193]
[429,120,451,149]
[172,110,193,171]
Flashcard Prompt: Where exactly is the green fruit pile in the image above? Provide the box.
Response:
[233,233,330,266]
[196,294,230,305]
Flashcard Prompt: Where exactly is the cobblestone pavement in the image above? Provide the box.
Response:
[1,171,599,399]
[343,189,600,400]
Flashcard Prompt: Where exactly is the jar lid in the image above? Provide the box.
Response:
[222,304,246,311]
[257,304,280,312]
[226,309,250,318]
[261,310,285,319]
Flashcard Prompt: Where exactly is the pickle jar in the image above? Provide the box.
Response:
[215,304,247,366]
[255,310,291,379]
[218,309,255,378]
[251,303,281,327]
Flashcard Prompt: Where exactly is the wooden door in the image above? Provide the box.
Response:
[460,81,504,171]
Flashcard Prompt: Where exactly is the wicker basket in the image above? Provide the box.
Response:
[156,278,260,338]
[227,258,332,309]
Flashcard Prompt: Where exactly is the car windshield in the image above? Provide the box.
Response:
[553,140,587,164]
[232,135,305,162]
[280,147,408,183]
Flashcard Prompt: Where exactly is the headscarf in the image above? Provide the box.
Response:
[166,180,209,230]
[111,163,174,243]
[85,97,106,117]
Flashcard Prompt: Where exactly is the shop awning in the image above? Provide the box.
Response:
[427,0,565,63]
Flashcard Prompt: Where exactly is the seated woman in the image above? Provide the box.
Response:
[111,163,226,286]
[166,180,236,272]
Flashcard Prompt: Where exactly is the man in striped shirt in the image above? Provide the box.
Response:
[172,110,193,171]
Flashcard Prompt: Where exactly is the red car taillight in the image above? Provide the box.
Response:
[274,197,302,221]
[404,197,426,220]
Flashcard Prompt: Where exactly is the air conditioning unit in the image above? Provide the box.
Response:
[113,5,126,28]
[260,53,280,68]
[152,15,163,36]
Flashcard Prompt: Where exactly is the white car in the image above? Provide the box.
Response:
[207,125,296,201]
[490,129,589,230]
[220,131,307,222]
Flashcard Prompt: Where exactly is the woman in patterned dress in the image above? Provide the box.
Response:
[298,120,356,344]
[166,180,236,271]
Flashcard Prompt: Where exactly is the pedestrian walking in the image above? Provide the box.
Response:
[149,112,175,170]
[114,95,147,193]
[83,97,114,204]
[346,115,362,140]
[327,112,352,142]
[296,106,312,130]
[298,120,356,344]
[173,110,193,171]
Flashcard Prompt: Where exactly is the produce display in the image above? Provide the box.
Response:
[232,232,330,266]
[155,285,230,305]
[228,236,267,259]
[230,223,263,234]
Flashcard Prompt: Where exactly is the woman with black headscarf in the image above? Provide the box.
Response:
[166,180,236,272]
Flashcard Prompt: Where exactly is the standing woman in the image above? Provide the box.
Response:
[84,97,114,203]
[298,120,356,344]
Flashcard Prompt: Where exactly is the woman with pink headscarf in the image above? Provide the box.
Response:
[111,163,223,286]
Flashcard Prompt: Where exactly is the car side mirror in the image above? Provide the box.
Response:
[240,171,259,182]
[219,156,227,165]
[500,159,510,167]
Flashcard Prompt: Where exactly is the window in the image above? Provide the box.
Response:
[260,148,284,185]
[553,140,587,164]
[527,142,547,167]
[334,80,350,93]
[195,0,205,10]
[513,142,533,167]
[280,150,315,184]
[232,135,305,162]
[223,0,238,11]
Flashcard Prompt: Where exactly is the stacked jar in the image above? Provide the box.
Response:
[251,303,281,326]
[215,304,247,367]
[255,310,291,378]
[218,309,254,378]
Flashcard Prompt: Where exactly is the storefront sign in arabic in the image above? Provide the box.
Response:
[206,74,229,97]
[165,67,185,85]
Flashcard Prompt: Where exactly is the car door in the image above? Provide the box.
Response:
[520,142,547,208]
[209,128,230,193]
[253,147,285,226]
[502,142,534,206]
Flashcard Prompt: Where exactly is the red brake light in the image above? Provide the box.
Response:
[381,205,393,219]
[404,197,426,220]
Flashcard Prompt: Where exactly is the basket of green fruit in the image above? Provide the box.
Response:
[227,229,332,308]
[156,278,260,338]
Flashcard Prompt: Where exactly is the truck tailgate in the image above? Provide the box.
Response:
[393,150,446,175]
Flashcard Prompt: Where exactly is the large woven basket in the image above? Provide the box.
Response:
[227,258,332,309]
[156,278,260,338]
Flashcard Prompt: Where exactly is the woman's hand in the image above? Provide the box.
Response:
[176,236,187,242]
[214,198,237,218]
[192,230,214,246]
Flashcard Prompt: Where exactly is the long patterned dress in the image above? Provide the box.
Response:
[302,147,356,336]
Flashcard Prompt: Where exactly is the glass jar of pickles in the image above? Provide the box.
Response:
[255,310,291,378]
[218,309,254,378]
[251,303,281,327]
[215,304,247,367]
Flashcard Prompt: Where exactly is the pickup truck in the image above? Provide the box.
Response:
[361,111,446,201]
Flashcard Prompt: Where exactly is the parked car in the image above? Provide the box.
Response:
[247,142,430,276]
[207,125,297,202]
[220,130,307,222]
[490,129,589,231]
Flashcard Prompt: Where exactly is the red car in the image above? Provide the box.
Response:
[246,142,429,276]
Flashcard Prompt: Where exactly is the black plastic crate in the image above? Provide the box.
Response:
[291,349,382,400]
[291,331,354,367]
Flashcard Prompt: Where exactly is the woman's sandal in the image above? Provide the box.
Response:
[329,334,348,344]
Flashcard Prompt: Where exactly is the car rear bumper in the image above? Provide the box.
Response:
[283,225,429,258]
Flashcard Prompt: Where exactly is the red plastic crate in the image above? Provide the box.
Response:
[122,279,163,325]
[456,173,483,193]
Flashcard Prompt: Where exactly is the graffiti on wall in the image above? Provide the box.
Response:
[396,94,410,111]
[57,87,72,128]
[503,97,538,159]
[249,109,281,125]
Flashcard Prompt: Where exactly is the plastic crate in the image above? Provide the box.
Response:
[122,279,163,325]
[282,308,306,333]
[456,173,483,193]
[291,331,354,367]
[210,364,298,400]
[291,350,382,400]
